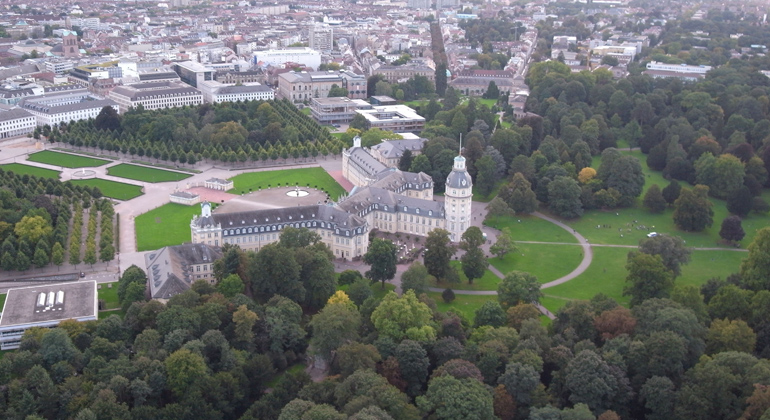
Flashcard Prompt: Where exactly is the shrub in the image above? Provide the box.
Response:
[442,288,456,303]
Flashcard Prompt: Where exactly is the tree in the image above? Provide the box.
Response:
[232,304,258,348]
[486,197,515,219]
[490,228,516,259]
[94,106,121,131]
[335,342,382,378]
[51,242,64,269]
[474,301,507,328]
[417,375,496,420]
[727,186,754,217]
[593,306,637,341]
[640,376,676,420]
[248,244,303,303]
[740,227,770,291]
[705,318,756,354]
[401,261,430,295]
[370,291,436,341]
[33,246,49,268]
[395,340,430,397]
[424,229,456,282]
[623,252,674,306]
[483,81,500,100]
[500,173,538,214]
[39,328,78,367]
[662,180,681,205]
[474,155,497,197]
[363,238,398,289]
[350,113,370,131]
[638,234,691,278]
[399,149,413,172]
[165,348,208,398]
[499,361,540,407]
[118,265,147,304]
[460,227,488,284]
[695,153,745,200]
[565,350,621,415]
[498,271,542,309]
[719,216,745,243]
[338,269,363,286]
[14,215,52,245]
[643,184,666,213]
[216,273,244,298]
[309,298,361,361]
[673,185,714,232]
[327,84,349,97]
[548,176,583,219]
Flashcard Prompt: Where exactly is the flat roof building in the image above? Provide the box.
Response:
[109,81,203,113]
[355,105,425,133]
[310,97,372,124]
[0,281,98,350]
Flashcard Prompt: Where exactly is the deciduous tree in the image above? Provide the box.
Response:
[498,271,542,309]
[363,238,398,289]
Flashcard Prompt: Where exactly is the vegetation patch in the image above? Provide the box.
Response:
[485,214,578,243]
[490,243,584,284]
[431,260,501,291]
[428,291,493,323]
[135,203,200,251]
[0,163,61,179]
[97,283,120,310]
[27,151,110,168]
[228,167,346,201]
[108,164,192,183]
[68,179,143,201]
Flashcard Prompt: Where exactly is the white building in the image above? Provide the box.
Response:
[44,60,75,75]
[309,25,334,52]
[0,108,35,139]
[197,80,274,103]
[0,282,97,350]
[109,81,203,113]
[355,105,425,133]
[253,47,322,70]
[18,91,119,127]
[443,154,474,242]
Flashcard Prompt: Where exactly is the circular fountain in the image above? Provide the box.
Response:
[286,186,310,198]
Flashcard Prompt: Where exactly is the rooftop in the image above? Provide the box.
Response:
[0,281,97,327]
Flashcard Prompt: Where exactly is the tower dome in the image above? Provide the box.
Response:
[445,155,472,189]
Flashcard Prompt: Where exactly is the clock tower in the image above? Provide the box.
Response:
[444,150,473,242]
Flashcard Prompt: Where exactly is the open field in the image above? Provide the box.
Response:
[431,261,503,291]
[68,179,143,201]
[28,151,110,168]
[107,164,192,183]
[485,214,578,243]
[0,163,61,179]
[540,247,747,313]
[228,167,346,201]
[428,291,492,323]
[97,283,120,310]
[490,243,584,285]
[135,203,200,251]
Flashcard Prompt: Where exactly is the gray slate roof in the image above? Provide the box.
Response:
[0,108,33,122]
[145,243,223,299]
[347,146,387,177]
[446,157,473,189]
[194,204,367,234]
[370,138,426,160]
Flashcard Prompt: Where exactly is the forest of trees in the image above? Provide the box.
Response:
[0,168,115,273]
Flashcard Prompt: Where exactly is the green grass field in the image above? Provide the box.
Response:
[540,247,747,314]
[490,243,584,285]
[68,179,143,201]
[485,214,578,243]
[135,203,200,251]
[28,151,110,168]
[97,283,120,310]
[478,98,497,108]
[431,261,502,291]
[0,294,6,311]
[0,163,61,179]
[107,164,192,183]
[228,167,347,201]
[428,291,493,323]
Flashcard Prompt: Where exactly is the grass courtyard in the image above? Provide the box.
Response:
[228,167,346,201]
[108,164,192,183]
[68,179,143,201]
[27,151,110,168]
[0,163,61,179]
[135,203,200,251]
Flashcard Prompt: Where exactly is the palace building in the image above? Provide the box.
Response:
[189,137,473,258]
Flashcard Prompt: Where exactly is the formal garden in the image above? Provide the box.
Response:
[27,150,111,168]
[228,167,346,200]
[68,179,143,201]
[107,163,192,183]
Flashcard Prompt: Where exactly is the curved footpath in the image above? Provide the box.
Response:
[425,211,593,320]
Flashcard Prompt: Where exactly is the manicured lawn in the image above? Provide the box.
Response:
[485,214,578,243]
[135,203,200,251]
[68,179,143,201]
[0,163,61,179]
[27,151,110,168]
[98,283,120,310]
[478,98,497,108]
[431,261,502,291]
[107,164,192,183]
[0,294,6,311]
[490,243,584,284]
[228,167,346,201]
[428,292,494,323]
[540,247,748,314]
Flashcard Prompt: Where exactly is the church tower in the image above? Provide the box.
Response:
[444,140,473,242]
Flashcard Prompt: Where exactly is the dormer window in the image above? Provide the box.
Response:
[416,209,420,214]
[404,206,408,212]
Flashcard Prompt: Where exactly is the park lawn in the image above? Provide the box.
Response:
[428,292,494,323]
[300,108,311,115]
[107,164,192,183]
[228,167,346,201]
[27,151,110,168]
[98,283,120,310]
[490,243,584,284]
[68,179,143,201]
[431,261,501,291]
[338,281,395,300]
[478,98,497,108]
[484,214,578,243]
[403,100,429,108]
[135,203,200,251]
[0,163,61,179]
[98,310,123,320]
[0,294,6,311]
[540,247,748,314]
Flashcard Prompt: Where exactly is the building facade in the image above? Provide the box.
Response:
[145,243,223,299]
[309,25,334,52]
[0,108,36,139]
[198,81,274,103]
[19,91,119,126]
[253,48,322,70]
[278,70,366,103]
[109,81,203,113]
[355,105,425,133]
[373,64,435,84]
